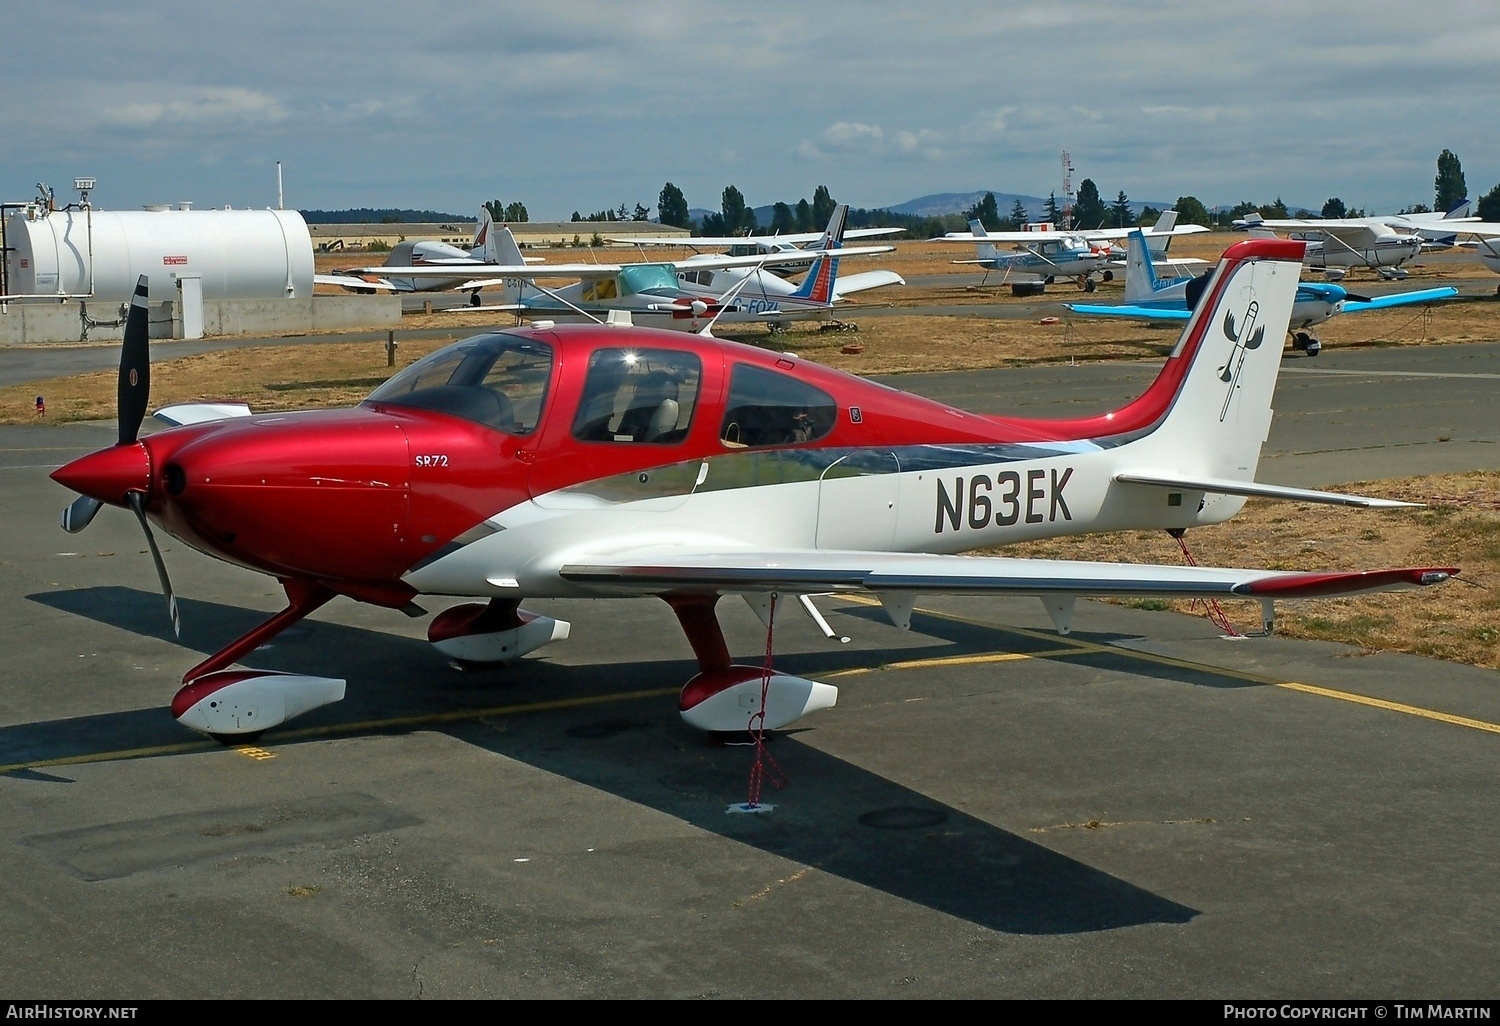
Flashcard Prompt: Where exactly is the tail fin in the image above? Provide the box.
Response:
[1123,229,1162,303]
[488,225,524,265]
[969,217,997,261]
[1140,239,1305,482]
[472,208,493,255]
[1443,198,1473,219]
[1146,209,1177,255]
[794,203,848,304]
[791,251,839,304]
[812,203,849,251]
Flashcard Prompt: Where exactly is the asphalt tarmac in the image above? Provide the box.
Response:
[0,344,1497,997]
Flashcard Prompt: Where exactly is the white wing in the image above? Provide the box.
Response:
[340,246,894,280]
[557,547,1452,601]
[937,225,1208,244]
[610,228,905,247]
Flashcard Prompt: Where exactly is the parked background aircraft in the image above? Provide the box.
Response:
[935,216,1210,295]
[371,205,902,330]
[314,209,541,299]
[1236,201,1478,280]
[1066,229,1458,354]
[1393,220,1500,289]
[50,243,1454,743]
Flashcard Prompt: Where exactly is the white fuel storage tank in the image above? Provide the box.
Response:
[4,206,314,302]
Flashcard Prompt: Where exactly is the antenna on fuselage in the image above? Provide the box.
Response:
[699,254,773,337]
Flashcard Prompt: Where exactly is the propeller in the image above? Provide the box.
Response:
[128,489,180,637]
[118,275,151,445]
[56,275,180,636]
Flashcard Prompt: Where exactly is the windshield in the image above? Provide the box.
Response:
[617,264,680,295]
[365,333,553,434]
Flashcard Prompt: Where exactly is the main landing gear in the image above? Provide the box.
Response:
[665,595,836,735]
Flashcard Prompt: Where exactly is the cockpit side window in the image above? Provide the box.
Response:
[719,363,836,449]
[365,333,553,435]
[571,348,702,444]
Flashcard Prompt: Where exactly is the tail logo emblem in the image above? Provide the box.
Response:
[1218,297,1264,421]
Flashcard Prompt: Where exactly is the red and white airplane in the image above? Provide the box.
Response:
[53,239,1456,741]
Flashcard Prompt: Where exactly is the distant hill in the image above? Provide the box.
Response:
[300,208,475,224]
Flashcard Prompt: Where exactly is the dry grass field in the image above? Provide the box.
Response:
[993,471,1500,671]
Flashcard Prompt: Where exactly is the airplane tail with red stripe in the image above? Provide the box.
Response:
[791,203,848,304]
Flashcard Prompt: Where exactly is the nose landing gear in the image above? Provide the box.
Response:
[1291,331,1321,357]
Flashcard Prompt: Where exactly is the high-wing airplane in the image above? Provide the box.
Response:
[1234,199,1475,234]
[1392,220,1500,290]
[935,217,1210,295]
[315,209,545,300]
[1234,203,1480,281]
[1065,229,1459,355]
[52,240,1455,743]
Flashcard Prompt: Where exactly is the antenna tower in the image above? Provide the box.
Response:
[1060,150,1075,229]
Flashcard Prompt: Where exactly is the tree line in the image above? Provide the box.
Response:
[483,149,1500,236]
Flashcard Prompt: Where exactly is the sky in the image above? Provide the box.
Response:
[4,1,1498,219]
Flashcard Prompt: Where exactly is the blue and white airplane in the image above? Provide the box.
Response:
[1066,230,1458,355]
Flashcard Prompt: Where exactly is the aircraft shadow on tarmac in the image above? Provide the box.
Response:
[14,585,1200,935]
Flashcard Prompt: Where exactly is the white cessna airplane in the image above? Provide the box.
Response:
[1400,219,1500,291]
[52,239,1454,741]
[1238,201,1477,281]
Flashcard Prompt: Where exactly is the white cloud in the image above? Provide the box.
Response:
[822,122,884,149]
[105,86,287,128]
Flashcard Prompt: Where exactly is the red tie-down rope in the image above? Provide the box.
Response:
[1169,530,1244,638]
[745,593,788,808]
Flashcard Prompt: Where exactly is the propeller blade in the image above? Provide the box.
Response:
[118,276,151,445]
[61,495,103,533]
[126,489,180,638]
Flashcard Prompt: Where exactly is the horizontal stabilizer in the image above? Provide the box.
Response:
[1340,286,1458,314]
[1112,471,1420,508]
[1065,303,1190,321]
[832,269,906,298]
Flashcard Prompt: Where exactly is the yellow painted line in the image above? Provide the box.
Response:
[0,738,220,775]
[1276,681,1500,735]
[0,686,680,775]
[886,648,1077,671]
[829,594,1500,738]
